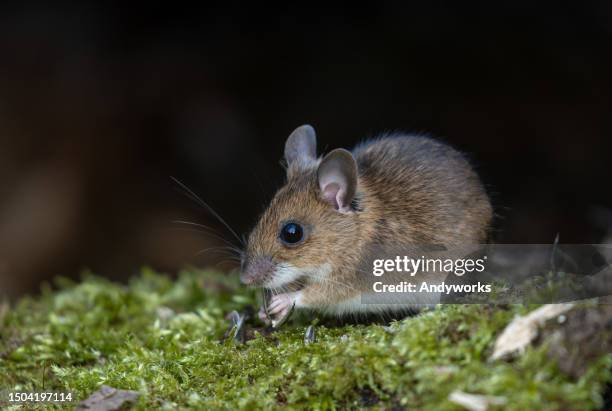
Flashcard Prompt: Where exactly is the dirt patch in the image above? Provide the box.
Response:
[539,304,612,379]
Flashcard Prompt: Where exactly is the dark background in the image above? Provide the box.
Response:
[1,2,611,297]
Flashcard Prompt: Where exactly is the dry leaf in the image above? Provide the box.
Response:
[448,390,506,411]
[490,303,574,361]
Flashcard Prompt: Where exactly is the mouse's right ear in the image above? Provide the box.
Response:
[284,125,317,168]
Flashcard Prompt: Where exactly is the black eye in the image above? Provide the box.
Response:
[279,222,304,245]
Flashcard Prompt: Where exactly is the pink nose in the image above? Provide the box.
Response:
[241,256,275,285]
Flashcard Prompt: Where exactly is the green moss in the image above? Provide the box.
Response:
[0,269,610,410]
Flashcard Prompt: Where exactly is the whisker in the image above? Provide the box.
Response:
[169,225,240,251]
[307,270,357,290]
[197,246,243,259]
[214,259,240,269]
[171,176,244,246]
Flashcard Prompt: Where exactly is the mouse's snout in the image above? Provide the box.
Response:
[240,255,275,286]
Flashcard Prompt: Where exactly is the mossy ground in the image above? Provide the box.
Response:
[1,269,610,410]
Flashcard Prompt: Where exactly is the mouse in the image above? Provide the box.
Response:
[240,125,492,325]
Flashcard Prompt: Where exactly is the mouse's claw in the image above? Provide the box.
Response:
[271,301,295,328]
[259,290,298,328]
[268,293,297,328]
[259,289,273,325]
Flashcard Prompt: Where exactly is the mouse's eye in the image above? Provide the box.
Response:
[279,222,304,246]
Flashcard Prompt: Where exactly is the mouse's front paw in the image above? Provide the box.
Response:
[263,292,299,328]
[258,305,272,325]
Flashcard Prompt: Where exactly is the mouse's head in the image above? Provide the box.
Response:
[241,125,361,289]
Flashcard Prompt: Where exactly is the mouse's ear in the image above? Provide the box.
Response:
[317,148,357,213]
[284,125,317,168]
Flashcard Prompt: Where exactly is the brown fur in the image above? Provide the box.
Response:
[244,133,492,310]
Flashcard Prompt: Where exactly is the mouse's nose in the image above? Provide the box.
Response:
[240,256,275,285]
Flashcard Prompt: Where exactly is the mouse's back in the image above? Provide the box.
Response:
[352,134,492,246]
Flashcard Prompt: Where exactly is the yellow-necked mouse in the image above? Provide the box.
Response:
[240,125,492,324]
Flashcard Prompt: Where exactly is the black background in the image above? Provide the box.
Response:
[1,2,611,296]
